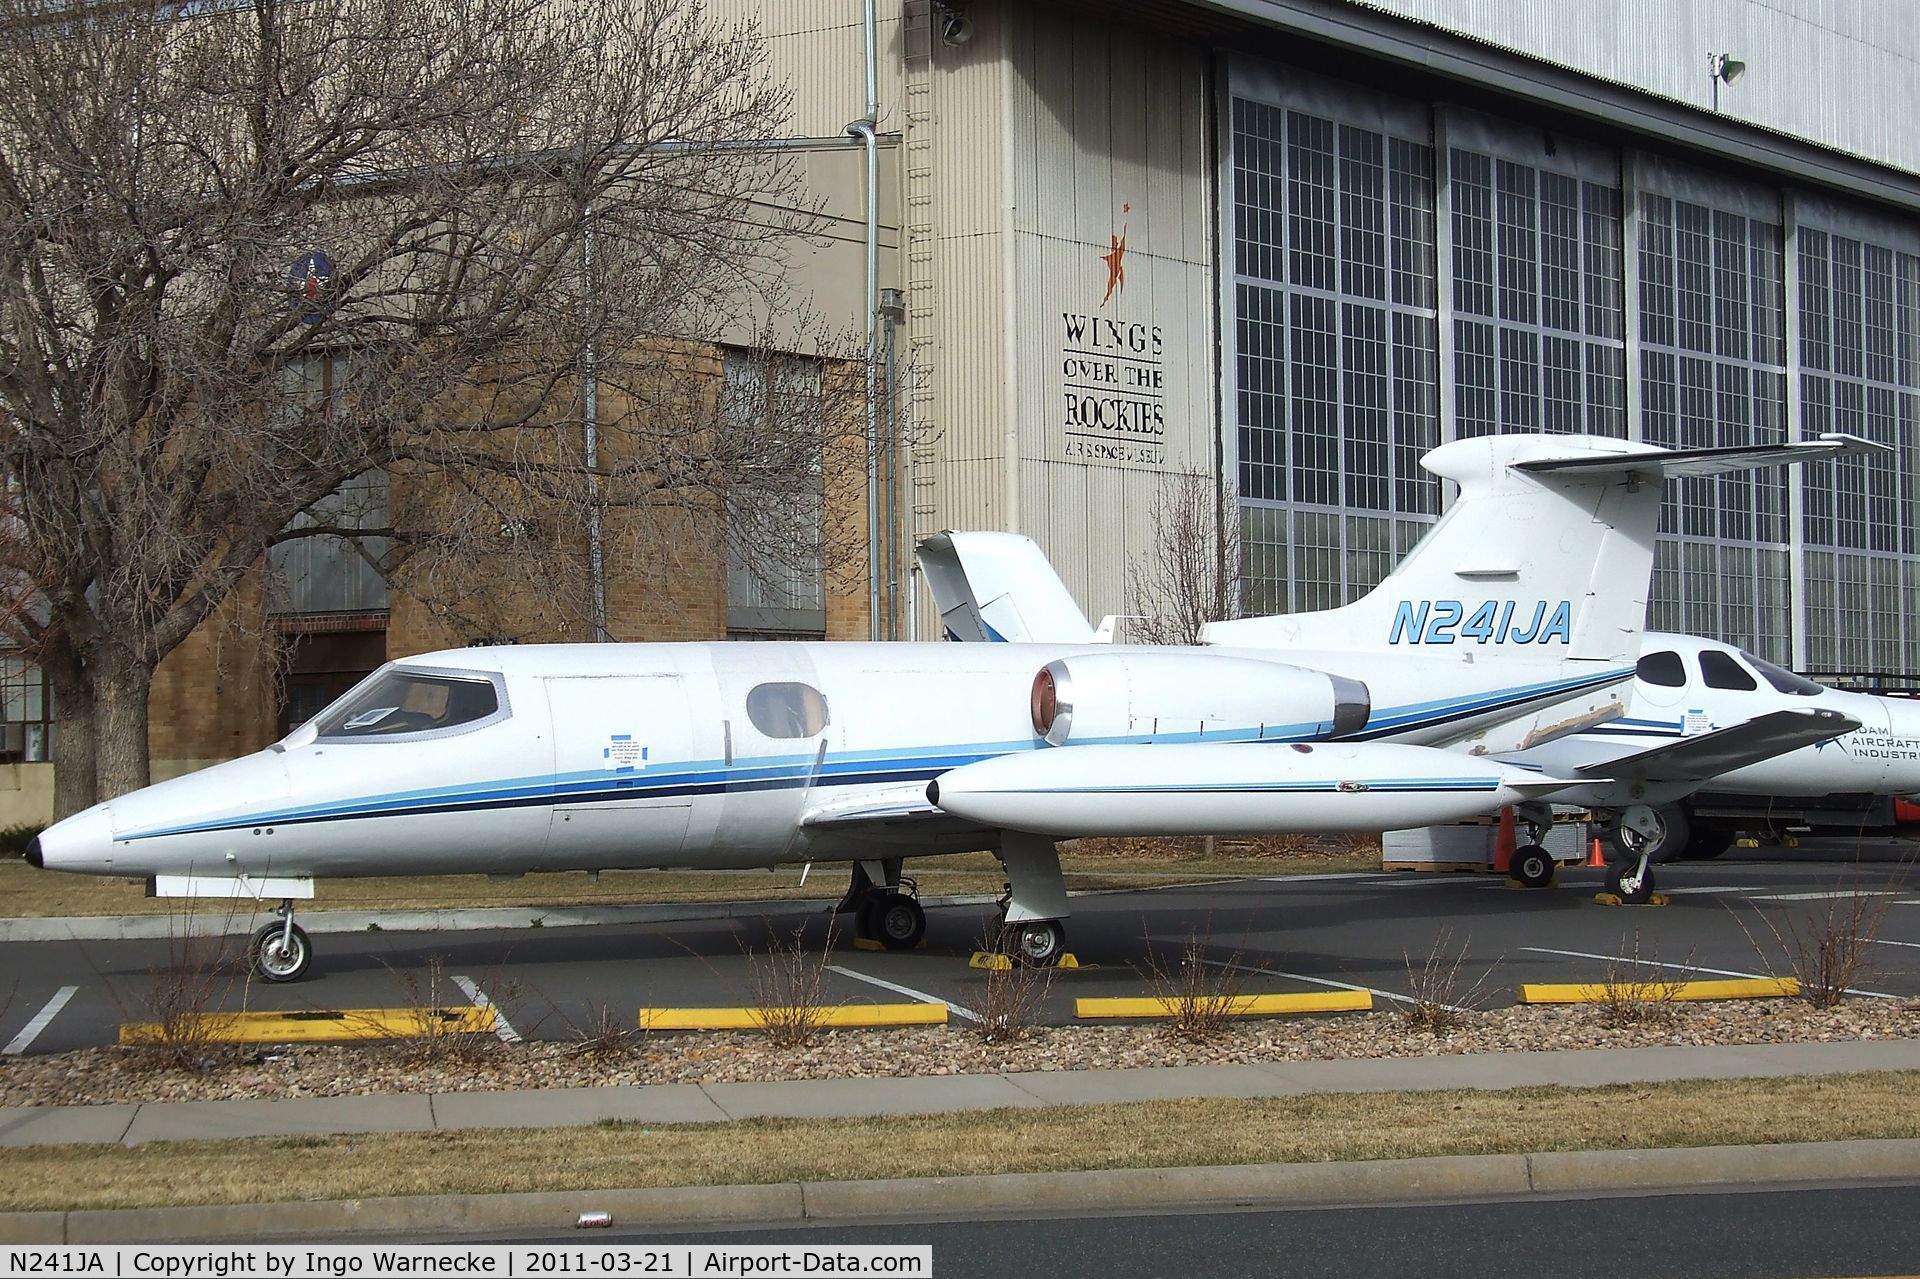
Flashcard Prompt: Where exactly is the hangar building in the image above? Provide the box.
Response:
[5,0,1919,820]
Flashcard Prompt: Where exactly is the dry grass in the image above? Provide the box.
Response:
[0,846,1381,919]
[5,1072,1917,1213]
[958,928,1053,1045]
[1137,929,1249,1042]
[1401,928,1491,1034]
[1594,932,1691,1028]
[115,907,248,1075]
[742,923,838,1050]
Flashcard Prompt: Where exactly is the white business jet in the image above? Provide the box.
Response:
[26,433,1870,979]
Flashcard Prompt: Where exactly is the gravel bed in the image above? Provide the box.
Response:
[5,999,1918,1109]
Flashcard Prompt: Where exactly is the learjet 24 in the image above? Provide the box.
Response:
[26,432,1873,979]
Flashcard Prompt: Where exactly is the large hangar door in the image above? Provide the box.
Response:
[545,675,692,868]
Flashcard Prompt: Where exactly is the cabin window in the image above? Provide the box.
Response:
[1698,650,1759,691]
[746,682,829,738]
[315,668,504,740]
[1742,651,1825,696]
[1636,650,1686,687]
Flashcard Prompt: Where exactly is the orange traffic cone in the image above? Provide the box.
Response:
[1492,806,1516,875]
[1585,835,1606,868]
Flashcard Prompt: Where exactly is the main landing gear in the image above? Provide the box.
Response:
[249,898,313,982]
[990,831,1072,967]
[839,858,927,951]
[1507,802,1556,889]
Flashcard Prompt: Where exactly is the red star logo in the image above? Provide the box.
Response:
[1100,203,1130,307]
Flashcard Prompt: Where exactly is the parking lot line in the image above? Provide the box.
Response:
[3,985,77,1055]
[1750,890,1901,902]
[826,964,982,1023]
[1521,945,1904,1000]
[1206,960,1466,1013]
[453,975,522,1043]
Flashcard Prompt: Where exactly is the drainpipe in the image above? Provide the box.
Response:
[848,0,881,641]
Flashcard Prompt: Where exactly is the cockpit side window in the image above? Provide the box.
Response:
[314,668,507,741]
[746,682,829,738]
[1636,650,1687,687]
[1742,651,1827,696]
[1698,649,1759,691]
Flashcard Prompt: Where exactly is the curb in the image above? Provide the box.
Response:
[3,1138,1917,1243]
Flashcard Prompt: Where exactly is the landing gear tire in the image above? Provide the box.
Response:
[250,921,312,983]
[1006,919,1066,967]
[1510,844,1555,889]
[1605,861,1656,904]
[871,892,926,951]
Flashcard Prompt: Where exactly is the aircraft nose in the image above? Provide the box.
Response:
[29,804,116,874]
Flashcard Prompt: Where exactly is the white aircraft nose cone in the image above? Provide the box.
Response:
[29,802,116,873]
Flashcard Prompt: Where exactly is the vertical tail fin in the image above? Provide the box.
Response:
[917,531,1094,643]
[1202,433,1877,663]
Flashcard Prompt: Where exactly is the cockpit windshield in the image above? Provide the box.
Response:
[1739,650,1827,697]
[313,667,506,740]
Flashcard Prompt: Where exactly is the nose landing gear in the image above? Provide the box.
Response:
[249,899,312,982]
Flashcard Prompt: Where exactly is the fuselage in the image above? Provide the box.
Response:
[29,639,1631,882]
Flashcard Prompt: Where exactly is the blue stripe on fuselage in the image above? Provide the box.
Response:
[119,666,1631,840]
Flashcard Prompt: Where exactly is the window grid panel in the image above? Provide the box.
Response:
[1288,112,1337,292]
[1233,92,1441,611]
[1795,217,1920,675]
[1638,186,1791,656]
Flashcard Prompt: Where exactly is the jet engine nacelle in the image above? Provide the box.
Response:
[1030,652,1370,746]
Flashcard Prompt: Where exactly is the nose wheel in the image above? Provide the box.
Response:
[250,901,312,982]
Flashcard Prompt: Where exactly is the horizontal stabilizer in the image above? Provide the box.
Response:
[1572,708,1861,784]
[1513,433,1884,479]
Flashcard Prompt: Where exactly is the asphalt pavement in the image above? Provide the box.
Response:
[4,844,1920,1246]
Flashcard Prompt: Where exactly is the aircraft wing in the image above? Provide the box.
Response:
[1571,708,1861,784]
[799,782,992,838]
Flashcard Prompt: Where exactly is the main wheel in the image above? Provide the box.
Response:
[1605,861,1656,904]
[1008,919,1066,967]
[1510,844,1555,889]
[250,922,312,983]
[872,892,926,951]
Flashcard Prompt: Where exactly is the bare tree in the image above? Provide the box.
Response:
[1124,472,1240,645]
[0,0,865,814]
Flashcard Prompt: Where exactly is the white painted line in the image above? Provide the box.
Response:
[1256,872,1383,883]
[1659,886,1759,896]
[1207,960,1474,1014]
[452,974,521,1043]
[1750,890,1901,902]
[3,986,77,1056]
[827,964,981,1023]
[1867,938,1920,949]
[1521,946,1903,1001]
